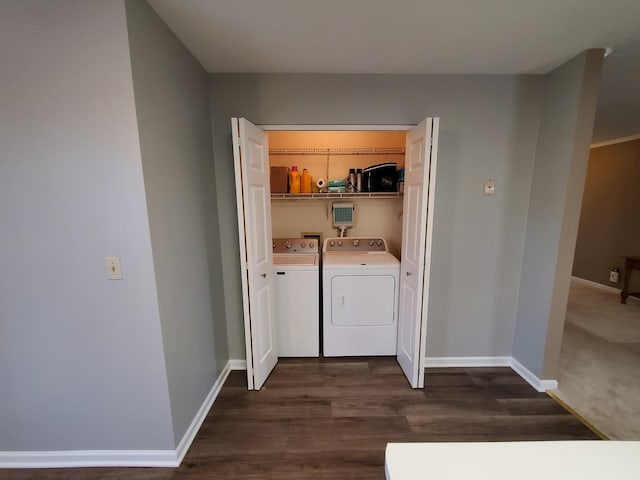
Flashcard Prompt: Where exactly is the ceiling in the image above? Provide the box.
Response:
[148,0,640,142]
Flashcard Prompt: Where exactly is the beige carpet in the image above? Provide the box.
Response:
[553,277,640,439]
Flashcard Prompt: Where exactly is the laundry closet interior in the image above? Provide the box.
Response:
[269,130,406,257]
[232,118,438,391]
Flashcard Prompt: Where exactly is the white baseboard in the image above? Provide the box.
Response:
[571,275,621,294]
[0,449,178,469]
[175,359,231,464]
[425,356,558,393]
[0,360,233,469]
[425,356,512,367]
[510,357,558,392]
[590,133,640,149]
[232,356,558,393]
[0,355,558,468]
[228,359,247,370]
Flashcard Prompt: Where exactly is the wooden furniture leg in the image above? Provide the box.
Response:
[620,256,640,304]
[621,258,631,304]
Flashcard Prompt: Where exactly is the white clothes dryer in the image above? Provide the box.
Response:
[322,237,400,356]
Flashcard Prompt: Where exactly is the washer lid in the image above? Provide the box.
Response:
[273,254,318,266]
[323,251,399,268]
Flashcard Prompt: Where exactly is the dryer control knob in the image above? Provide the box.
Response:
[337,241,343,246]
[368,240,375,246]
[376,239,383,246]
[300,242,306,248]
[329,241,335,247]
[352,239,359,246]
[285,241,292,249]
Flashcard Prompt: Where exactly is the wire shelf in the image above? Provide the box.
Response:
[269,147,405,156]
[271,192,403,200]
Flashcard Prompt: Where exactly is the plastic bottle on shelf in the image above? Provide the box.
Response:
[356,169,363,193]
[347,168,356,193]
[289,166,301,193]
[301,168,312,193]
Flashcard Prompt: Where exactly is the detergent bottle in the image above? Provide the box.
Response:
[301,168,312,193]
[289,166,301,193]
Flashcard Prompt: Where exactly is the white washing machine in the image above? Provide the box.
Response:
[273,238,319,357]
[322,237,400,356]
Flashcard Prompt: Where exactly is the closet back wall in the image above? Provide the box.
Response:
[271,199,403,257]
[268,130,406,184]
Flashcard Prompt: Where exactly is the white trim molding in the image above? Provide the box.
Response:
[0,360,233,469]
[590,133,640,149]
[0,450,178,469]
[509,357,558,392]
[259,124,414,131]
[228,359,247,370]
[224,357,560,393]
[425,356,558,393]
[571,275,621,294]
[425,356,511,368]
[175,360,232,464]
[0,356,559,468]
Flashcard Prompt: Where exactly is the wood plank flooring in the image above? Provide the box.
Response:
[0,358,599,480]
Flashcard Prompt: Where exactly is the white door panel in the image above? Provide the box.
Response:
[248,184,270,266]
[232,117,277,390]
[397,118,438,388]
[398,280,416,360]
[255,282,274,363]
[404,184,422,262]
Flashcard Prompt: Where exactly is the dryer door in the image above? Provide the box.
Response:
[332,275,396,326]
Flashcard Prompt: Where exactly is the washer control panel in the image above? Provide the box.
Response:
[324,237,388,252]
[273,238,318,254]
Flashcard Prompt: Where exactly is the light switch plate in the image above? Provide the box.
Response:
[484,179,495,195]
[105,257,122,280]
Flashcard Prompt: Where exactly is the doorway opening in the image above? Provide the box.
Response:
[233,119,438,390]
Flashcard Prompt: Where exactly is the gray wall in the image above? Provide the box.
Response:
[125,0,228,446]
[209,74,543,360]
[0,0,174,450]
[513,50,604,379]
[573,140,640,290]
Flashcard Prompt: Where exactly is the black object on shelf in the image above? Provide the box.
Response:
[362,163,397,192]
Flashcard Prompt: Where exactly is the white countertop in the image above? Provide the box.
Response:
[385,441,640,480]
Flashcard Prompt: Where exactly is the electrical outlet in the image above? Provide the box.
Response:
[609,268,620,283]
[484,179,495,195]
[106,257,122,280]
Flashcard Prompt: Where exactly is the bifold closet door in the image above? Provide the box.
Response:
[232,117,278,390]
[397,117,439,388]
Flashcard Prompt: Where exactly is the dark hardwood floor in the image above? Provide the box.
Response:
[1,358,599,479]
